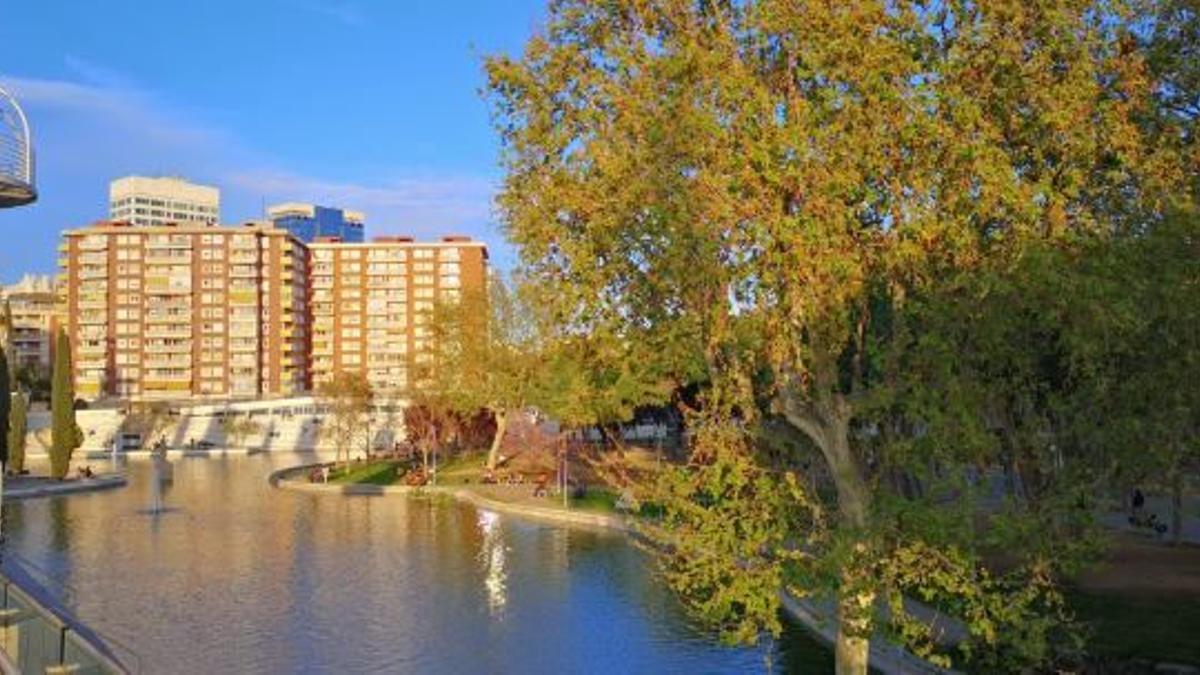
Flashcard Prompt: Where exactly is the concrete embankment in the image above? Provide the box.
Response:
[5,474,127,500]
[269,464,628,532]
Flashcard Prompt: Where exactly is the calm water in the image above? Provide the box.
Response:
[2,454,831,674]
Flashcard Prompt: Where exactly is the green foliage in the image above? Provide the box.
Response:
[654,419,822,645]
[427,276,549,467]
[1138,0,1200,156]
[0,346,9,467]
[487,0,1192,670]
[876,543,1082,669]
[50,329,81,479]
[317,370,374,468]
[7,391,26,473]
[535,335,671,433]
[15,362,51,403]
[126,401,172,443]
[220,416,262,447]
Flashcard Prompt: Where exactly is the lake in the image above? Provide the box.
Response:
[2,454,831,673]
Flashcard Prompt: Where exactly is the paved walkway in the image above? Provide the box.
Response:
[1100,492,1200,545]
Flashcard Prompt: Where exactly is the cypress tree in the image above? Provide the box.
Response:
[1,299,12,353]
[50,329,79,479]
[8,391,26,474]
[0,346,10,469]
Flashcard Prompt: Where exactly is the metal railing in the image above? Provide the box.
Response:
[0,560,132,674]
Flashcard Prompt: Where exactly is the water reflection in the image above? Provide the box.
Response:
[2,454,832,673]
[477,510,508,617]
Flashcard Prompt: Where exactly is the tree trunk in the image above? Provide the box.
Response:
[1171,463,1183,547]
[781,391,873,675]
[835,612,871,675]
[487,410,508,470]
[831,435,872,675]
[827,409,872,675]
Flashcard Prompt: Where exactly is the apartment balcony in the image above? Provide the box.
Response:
[143,380,193,393]
[143,357,187,368]
[144,238,192,250]
[77,240,108,252]
[144,253,192,264]
[149,287,193,298]
[227,290,258,306]
[144,343,191,354]
[144,328,192,339]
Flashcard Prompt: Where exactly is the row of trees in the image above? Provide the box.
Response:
[485,0,1198,672]
[315,275,667,481]
[423,277,671,472]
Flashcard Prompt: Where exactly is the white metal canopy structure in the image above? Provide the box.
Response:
[0,85,36,208]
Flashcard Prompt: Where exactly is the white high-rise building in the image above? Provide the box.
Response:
[109,176,220,227]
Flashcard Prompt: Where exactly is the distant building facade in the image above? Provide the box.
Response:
[59,222,488,402]
[0,274,57,371]
[60,222,308,400]
[308,235,487,393]
[267,203,364,243]
[109,176,220,227]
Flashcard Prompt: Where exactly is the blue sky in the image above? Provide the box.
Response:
[0,0,546,283]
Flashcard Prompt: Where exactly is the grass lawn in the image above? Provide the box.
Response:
[435,452,488,485]
[571,488,618,513]
[1069,588,1200,666]
[330,460,405,486]
[540,488,662,518]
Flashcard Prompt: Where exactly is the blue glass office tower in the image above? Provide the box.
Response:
[267,203,365,243]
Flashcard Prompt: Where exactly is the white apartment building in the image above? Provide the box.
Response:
[109,176,220,227]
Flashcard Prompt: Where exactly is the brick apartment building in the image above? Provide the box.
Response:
[308,235,487,393]
[58,220,487,402]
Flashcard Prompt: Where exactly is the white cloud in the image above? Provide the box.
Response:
[0,69,505,252]
[1,73,240,163]
[228,169,496,235]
